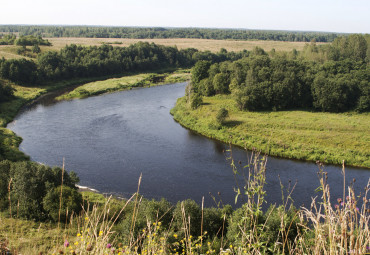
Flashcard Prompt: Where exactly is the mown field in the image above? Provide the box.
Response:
[0,37,327,59]
[171,95,370,168]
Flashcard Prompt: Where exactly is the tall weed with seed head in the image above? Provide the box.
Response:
[296,163,370,254]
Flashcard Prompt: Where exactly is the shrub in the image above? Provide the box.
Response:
[216,107,229,124]
[43,186,83,222]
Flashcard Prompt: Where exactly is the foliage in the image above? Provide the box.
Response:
[190,92,203,109]
[0,79,14,103]
[216,107,229,124]
[0,57,38,85]
[0,25,341,42]
[0,160,79,220]
[43,185,83,222]
[190,34,370,113]
[0,42,249,86]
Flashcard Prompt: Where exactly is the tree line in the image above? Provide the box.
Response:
[189,34,370,112]
[0,42,250,87]
[0,25,341,42]
[0,34,51,46]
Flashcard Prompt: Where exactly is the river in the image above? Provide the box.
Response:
[7,82,369,208]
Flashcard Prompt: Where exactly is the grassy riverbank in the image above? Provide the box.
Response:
[0,70,189,162]
[56,70,190,100]
[171,95,370,168]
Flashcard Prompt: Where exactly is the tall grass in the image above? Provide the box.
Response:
[0,155,369,254]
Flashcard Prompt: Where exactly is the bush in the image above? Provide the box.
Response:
[43,186,83,222]
[216,107,229,124]
[190,93,203,109]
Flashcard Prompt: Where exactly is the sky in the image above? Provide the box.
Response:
[1,0,369,33]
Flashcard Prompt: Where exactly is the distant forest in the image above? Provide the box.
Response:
[0,25,341,42]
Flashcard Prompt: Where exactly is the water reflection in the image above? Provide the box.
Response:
[8,82,369,208]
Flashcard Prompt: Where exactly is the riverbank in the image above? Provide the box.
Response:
[56,70,190,100]
[171,95,370,168]
[0,70,190,162]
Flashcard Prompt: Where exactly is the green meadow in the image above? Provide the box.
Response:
[171,95,370,168]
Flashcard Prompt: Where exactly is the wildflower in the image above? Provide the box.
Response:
[85,217,89,221]
[64,240,70,248]
[99,231,103,236]
[107,243,112,249]
[74,241,78,246]
[337,198,342,204]
[77,233,81,237]
[335,204,339,210]
[173,234,178,238]
[86,244,92,251]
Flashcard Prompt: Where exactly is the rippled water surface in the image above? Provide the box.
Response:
[8,83,369,207]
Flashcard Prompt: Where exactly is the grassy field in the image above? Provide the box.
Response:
[171,95,370,168]
[0,38,327,59]
[56,70,190,100]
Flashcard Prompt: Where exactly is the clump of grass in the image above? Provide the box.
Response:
[296,163,370,254]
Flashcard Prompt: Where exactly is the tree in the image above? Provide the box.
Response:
[43,186,83,222]
[190,92,203,109]
[216,108,229,124]
[191,60,211,92]
[0,79,14,103]
[32,44,41,54]
[213,73,229,94]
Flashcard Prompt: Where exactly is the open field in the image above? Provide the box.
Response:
[46,37,326,52]
[171,95,370,168]
[0,38,327,59]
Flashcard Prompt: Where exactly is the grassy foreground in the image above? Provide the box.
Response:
[171,95,370,168]
[1,158,369,254]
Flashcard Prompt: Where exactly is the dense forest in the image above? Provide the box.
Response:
[189,34,370,112]
[0,42,249,86]
[0,25,341,42]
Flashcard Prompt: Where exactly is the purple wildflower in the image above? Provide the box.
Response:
[107,243,112,249]
[64,240,69,247]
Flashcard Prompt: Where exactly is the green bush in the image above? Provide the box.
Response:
[190,93,203,109]
[216,107,229,124]
[43,186,83,222]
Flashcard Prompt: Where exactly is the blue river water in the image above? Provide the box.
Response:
[7,83,369,208]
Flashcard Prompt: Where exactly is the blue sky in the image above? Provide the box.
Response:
[1,0,369,33]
